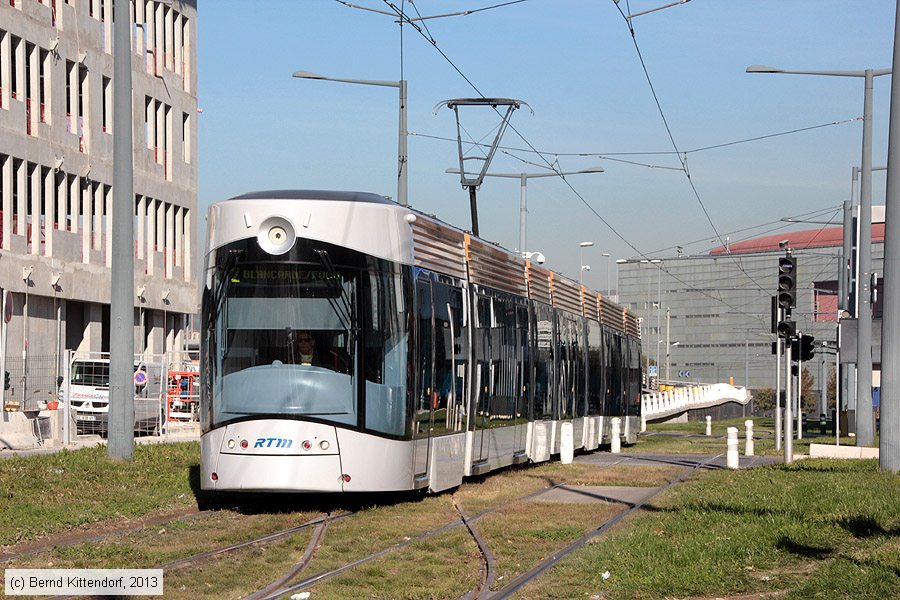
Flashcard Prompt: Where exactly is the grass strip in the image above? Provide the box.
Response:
[0,443,200,546]
[308,528,481,599]
[480,500,624,591]
[9,510,321,571]
[638,417,866,456]
[515,459,900,600]
[301,494,458,577]
[158,528,315,600]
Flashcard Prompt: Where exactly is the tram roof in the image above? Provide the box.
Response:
[228,190,396,205]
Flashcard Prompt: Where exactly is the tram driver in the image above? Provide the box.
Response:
[292,330,318,366]
[287,329,351,374]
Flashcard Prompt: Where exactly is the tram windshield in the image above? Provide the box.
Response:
[204,239,409,435]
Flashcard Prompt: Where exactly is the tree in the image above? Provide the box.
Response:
[827,365,837,410]
[754,387,775,412]
[800,367,816,413]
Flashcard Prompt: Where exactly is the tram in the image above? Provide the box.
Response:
[200,190,642,493]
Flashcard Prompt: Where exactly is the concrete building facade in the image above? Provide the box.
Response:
[617,224,883,402]
[0,0,198,414]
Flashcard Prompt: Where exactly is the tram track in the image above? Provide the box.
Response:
[0,508,212,564]
[258,481,573,600]
[242,517,329,600]
[43,511,352,600]
[485,454,724,599]
[11,454,722,599]
[454,499,497,600]
[155,511,351,572]
[260,458,641,599]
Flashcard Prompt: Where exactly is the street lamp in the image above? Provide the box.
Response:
[579,241,594,286]
[747,64,890,447]
[667,338,680,382]
[615,258,627,302]
[294,70,408,206]
[601,252,611,294]
[445,167,603,251]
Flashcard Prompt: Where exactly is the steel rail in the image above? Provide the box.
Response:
[266,458,636,599]
[486,454,724,599]
[454,499,497,600]
[243,518,329,600]
[263,480,575,599]
[0,509,213,564]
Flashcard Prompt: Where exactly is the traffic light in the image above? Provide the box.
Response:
[789,335,816,362]
[776,319,795,339]
[800,335,815,362]
[777,255,797,312]
[4,371,9,391]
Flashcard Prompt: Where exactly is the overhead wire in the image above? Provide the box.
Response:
[611,0,768,295]
[376,0,784,325]
[408,116,858,167]
[647,204,845,257]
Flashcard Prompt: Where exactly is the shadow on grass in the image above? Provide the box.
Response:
[838,516,900,539]
[776,535,834,560]
[187,465,430,515]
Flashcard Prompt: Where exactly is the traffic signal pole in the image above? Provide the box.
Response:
[776,249,797,463]
[798,340,803,441]
[785,341,794,464]
[775,323,782,452]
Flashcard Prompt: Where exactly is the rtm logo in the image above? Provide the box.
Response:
[254,437,293,449]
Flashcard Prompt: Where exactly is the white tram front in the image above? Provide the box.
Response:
[200,190,642,494]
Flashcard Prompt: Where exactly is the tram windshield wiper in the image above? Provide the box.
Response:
[314,249,355,334]
[212,249,245,356]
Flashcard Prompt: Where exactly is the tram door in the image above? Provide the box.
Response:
[413,275,434,479]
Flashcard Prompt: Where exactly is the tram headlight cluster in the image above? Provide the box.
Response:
[225,437,331,451]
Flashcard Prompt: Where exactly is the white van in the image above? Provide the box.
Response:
[66,358,165,434]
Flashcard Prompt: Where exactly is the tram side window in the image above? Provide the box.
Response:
[627,338,642,415]
[489,295,518,427]
[556,312,574,420]
[432,281,466,434]
[587,320,603,416]
[474,294,492,426]
[531,302,553,420]
[574,317,587,418]
[414,277,433,438]
[364,267,408,436]
[516,304,529,424]
[452,287,469,430]
[604,328,623,416]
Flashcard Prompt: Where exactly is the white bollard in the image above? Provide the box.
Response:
[726,426,739,469]
[560,421,574,464]
[611,417,621,454]
[641,413,646,432]
[705,415,712,436]
[744,419,754,457]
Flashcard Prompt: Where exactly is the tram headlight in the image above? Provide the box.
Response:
[257,216,296,255]
[227,439,235,449]
[319,440,330,451]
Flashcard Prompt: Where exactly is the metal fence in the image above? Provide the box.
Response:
[3,354,62,414]
[1,350,200,448]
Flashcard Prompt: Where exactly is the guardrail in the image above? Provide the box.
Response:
[641,383,751,430]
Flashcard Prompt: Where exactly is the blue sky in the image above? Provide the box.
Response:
[197,0,895,291]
